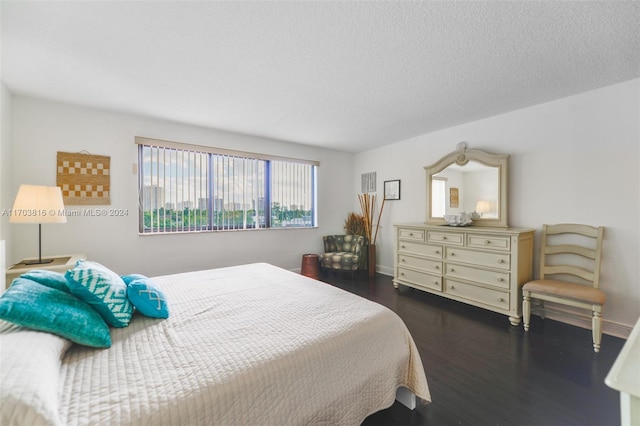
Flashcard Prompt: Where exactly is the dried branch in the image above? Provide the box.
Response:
[358,193,385,245]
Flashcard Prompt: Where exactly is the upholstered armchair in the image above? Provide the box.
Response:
[320,235,366,279]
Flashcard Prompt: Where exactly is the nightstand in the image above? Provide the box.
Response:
[5,254,86,289]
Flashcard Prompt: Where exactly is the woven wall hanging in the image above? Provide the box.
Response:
[56,151,111,205]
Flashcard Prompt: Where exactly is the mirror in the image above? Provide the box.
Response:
[425,144,509,227]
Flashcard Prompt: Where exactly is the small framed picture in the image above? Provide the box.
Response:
[450,187,459,208]
[361,172,376,193]
[384,180,401,200]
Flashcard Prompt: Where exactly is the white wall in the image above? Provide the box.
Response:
[0,82,12,291]
[355,78,640,336]
[9,96,354,276]
[0,82,12,243]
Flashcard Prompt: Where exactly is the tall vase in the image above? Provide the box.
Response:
[368,243,376,277]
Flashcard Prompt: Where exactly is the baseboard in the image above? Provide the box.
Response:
[533,305,632,339]
[309,265,395,277]
[377,265,394,277]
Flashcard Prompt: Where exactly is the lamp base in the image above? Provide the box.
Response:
[21,258,55,266]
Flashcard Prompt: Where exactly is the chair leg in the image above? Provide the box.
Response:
[592,310,603,353]
[523,293,531,331]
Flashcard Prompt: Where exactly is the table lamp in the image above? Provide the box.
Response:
[475,200,492,217]
[10,184,67,265]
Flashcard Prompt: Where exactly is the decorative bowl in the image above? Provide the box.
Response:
[444,213,473,227]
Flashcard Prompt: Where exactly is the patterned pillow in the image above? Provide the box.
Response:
[127,277,170,319]
[120,273,148,286]
[65,260,133,328]
[0,278,111,348]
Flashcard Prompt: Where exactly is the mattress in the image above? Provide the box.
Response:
[2,262,430,425]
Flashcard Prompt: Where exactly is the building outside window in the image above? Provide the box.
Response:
[137,137,318,234]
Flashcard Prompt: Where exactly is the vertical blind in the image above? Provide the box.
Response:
[137,137,318,234]
[212,155,266,230]
[270,160,315,228]
[142,145,210,233]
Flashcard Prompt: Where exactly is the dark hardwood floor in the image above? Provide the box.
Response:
[319,271,626,426]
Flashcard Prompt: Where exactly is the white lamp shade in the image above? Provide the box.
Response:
[10,185,67,224]
[475,200,492,214]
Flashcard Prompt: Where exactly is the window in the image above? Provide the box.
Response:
[431,177,446,217]
[137,137,318,234]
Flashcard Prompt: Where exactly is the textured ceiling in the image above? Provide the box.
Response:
[2,1,639,153]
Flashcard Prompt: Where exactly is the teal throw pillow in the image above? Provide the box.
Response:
[121,273,148,286]
[0,278,111,348]
[127,277,170,319]
[65,260,133,328]
[19,269,70,293]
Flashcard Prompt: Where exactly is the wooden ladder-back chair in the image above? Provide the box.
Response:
[523,224,606,352]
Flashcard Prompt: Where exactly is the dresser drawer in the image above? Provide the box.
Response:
[398,241,443,259]
[398,254,442,275]
[398,228,425,241]
[397,267,442,291]
[446,247,510,270]
[427,231,464,245]
[445,262,510,289]
[467,234,511,251]
[445,279,510,310]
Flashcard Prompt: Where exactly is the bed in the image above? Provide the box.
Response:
[1,262,430,425]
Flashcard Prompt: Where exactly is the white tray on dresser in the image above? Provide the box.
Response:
[393,223,534,326]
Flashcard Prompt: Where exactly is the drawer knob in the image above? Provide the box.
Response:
[435,250,440,254]
[497,259,504,264]
[435,265,440,269]
[401,258,405,262]
[449,268,455,272]
[401,272,405,276]
[485,240,491,244]
[497,297,504,302]
[450,285,455,290]
[450,252,455,256]
[442,236,447,240]
[401,245,406,249]
[497,277,504,282]
[409,233,414,236]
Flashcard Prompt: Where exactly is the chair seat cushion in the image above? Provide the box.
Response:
[319,252,359,270]
[523,279,606,305]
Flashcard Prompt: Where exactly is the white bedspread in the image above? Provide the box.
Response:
[11,263,431,425]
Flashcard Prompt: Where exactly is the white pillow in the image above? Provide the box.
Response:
[0,321,70,426]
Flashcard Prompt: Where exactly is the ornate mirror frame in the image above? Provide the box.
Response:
[425,144,509,227]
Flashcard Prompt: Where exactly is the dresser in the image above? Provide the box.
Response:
[393,223,534,326]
